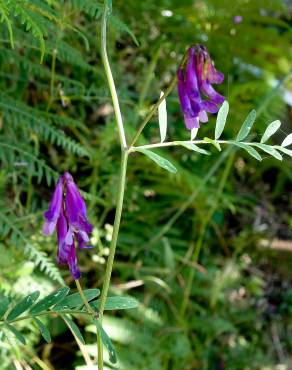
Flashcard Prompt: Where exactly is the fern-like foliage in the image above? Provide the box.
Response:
[0,210,63,283]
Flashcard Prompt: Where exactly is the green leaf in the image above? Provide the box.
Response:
[158,92,167,143]
[191,127,198,140]
[175,142,210,155]
[93,296,139,311]
[260,120,281,143]
[62,315,85,345]
[136,149,177,173]
[7,291,40,321]
[281,133,292,147]
[34,318,51,343]
[0,297,9,319]
[252,143,282,161]
[203,137,221,151]
[236,109,256,141]
[95,320,117,364]
[215,101,229,140]
[54,289,100,310]
[231,142,262,161]
[5,323,26,344]
[30,287,70,314]
[276,146,292,157]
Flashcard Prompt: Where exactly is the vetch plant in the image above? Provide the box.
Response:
[0,1,292,369]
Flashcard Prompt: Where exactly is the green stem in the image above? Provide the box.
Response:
[96,150,128,369]
[0,309,91,326]
[75,279,96,316]
[97,3,129,369]
[100,1,127,150]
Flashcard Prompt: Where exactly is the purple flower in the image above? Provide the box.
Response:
[233,15,243,24]
[43,172,93,280]
[177,45,225,130]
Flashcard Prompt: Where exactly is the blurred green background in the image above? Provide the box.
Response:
[0,0,291,369]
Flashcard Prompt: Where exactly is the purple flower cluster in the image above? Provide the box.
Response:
[177,45,225,130]
[43,172,93,280]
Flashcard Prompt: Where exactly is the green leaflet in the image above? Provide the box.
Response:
[281,133,292,147]
[158,91,167,143]
[54,289,100,310]
[260,120,281,143]
[5,323,26,344]
[30,287,70,314]
[95,320,117,364]
[252,143,282,161]
[203,137,221,151]
[62,315,85,345]
[0,297,9,319]
[215,101,229,140]
[276,146,292,157]
[92,296,139,311]
[34,318,51,343]
[230,141,262,161]
[136,149,177,173]
[175,142,210,155]
[236,109,256,141]
[7,291,40,321]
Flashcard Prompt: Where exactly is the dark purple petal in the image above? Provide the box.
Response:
[43,177,63,235]
[64,172,93,234]
[190,99,201,115]
[200,100,219,113]
[177,69,190,114]
[56,211,70,265]
[67,244,81,280]
[186,48,200,99]
[201,81,225,104]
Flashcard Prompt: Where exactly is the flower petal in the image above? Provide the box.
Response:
[64,172,93,234]
[201,100,219,113]
[56,211,70,265]
[43,177,63,235]
[184,116,200,130]
[201,81,225,104]
[67,244,81,280]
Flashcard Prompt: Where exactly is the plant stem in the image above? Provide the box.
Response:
[97,2,129,368]
[75,279,96,315]
[98,151,128,317]
[100,1,127,150]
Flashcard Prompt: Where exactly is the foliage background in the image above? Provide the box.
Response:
[0,0,291,369]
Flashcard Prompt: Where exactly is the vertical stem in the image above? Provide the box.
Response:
[100,2,127,150]
[98,150,128,318]
[97,2,129,368]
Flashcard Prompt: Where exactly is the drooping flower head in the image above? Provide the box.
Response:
[177,45,225,130]
[43,172,93,280]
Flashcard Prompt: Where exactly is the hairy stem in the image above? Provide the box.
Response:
[75,279,96,315]
[97,2,129,368]
[100,1,127,150]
